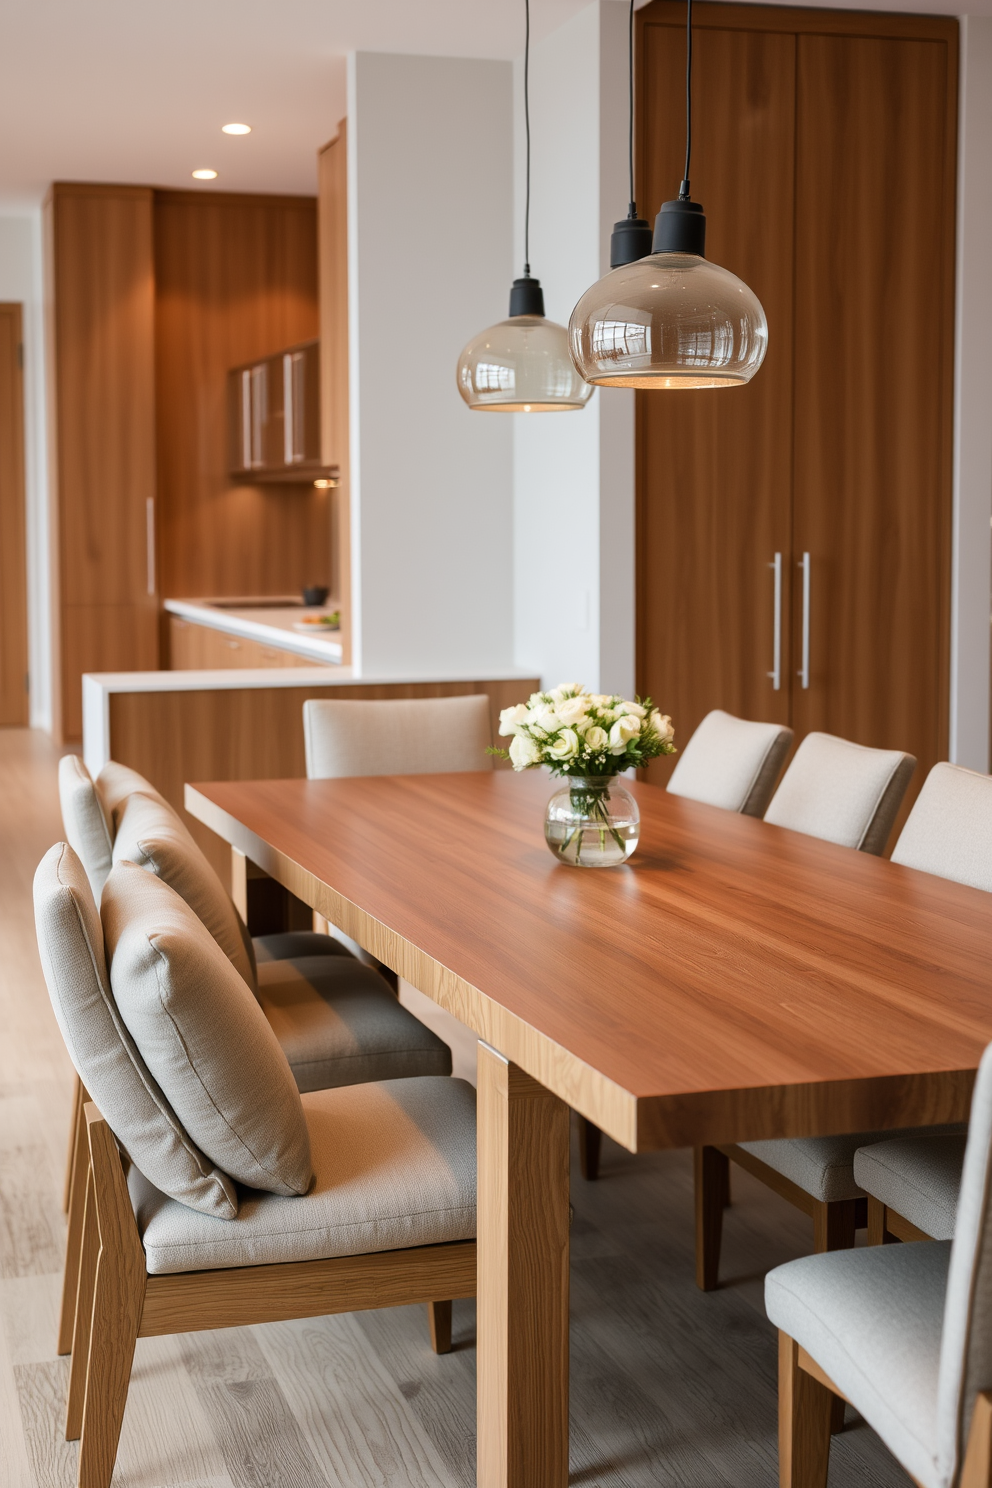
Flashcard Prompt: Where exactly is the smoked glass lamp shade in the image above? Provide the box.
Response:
[569,251,768,390]
[457,313,593,411]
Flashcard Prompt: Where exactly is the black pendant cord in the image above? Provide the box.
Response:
[679,0,692,199]
[626,0,637,217]
[523,0,531,276]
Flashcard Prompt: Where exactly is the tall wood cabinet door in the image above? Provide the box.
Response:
[790,33,956,801]
[636,17,796,782]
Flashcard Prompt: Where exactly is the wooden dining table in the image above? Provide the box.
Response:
[186,768,992,1488]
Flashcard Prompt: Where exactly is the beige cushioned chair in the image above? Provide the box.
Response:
[764,730,916,854]
[696,730,919,1304]
[303,693,493,778]
[667,709,793,817]
[847,764,992,1250]
[767,1040,992,1488]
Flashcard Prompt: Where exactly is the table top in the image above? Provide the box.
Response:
[186,770,992,1152]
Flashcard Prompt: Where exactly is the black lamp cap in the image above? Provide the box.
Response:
[610,214,653,268]
[509,275,545,317]
[652,198,706,256]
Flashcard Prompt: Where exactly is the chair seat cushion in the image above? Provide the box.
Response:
[256,957,451,1093]
[253,931,354,963]
[740,1124,967,1203]
[853,1134,966,1240]
[129,1076,477,1274]
[765,1241,951,1488]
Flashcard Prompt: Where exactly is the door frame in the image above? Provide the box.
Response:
[0,303,29,726]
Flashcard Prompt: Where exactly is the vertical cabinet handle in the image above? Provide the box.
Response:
[798,551,810,689]
[146,497,156,597]
[767,553,782,690]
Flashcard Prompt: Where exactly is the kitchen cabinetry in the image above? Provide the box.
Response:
[169,617,331,670]
[635,3,957,820]
[229,339,336,484]
[45,182,160,739]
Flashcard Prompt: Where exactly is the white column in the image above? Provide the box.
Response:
[951,16,992,771]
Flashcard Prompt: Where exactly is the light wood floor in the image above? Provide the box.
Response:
[0,727,913,1488]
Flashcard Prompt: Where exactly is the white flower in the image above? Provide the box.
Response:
[649,710,675,745]
[509,733,543,769]
[554,695,591,728]
[549,683,583,703]
[609,715,642,753]
[624,701,648,719]
[529,706,560,738]
[584,725,609,752]
[498,703,530,737]
[548,728,580,761]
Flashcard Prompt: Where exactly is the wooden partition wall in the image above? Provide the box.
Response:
[46,182,331,740]
[635,4,959,822]
[0,304,28,725]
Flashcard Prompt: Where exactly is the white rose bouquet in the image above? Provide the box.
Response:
[492,684,676,777]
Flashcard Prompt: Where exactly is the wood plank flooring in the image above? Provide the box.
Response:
[0,728,913,1486]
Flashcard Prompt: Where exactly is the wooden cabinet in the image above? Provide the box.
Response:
[635,4,957,824]
[45,183,160,739]
[318,124,352,666]
[168,616,330,670]
[0,304,28,725]
[228,339,334,483]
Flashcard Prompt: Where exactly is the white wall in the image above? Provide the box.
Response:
[512,0,635,698]
[951,15,992,772]
[346,52,516,678]
[0,212,51,731]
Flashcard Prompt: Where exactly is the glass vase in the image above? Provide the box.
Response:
[544,776,639,868]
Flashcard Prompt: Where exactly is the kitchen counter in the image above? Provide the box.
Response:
[165,597,344,665]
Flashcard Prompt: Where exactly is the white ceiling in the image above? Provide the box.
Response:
[0,0,978,210]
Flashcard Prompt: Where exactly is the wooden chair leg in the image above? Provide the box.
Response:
[866,1195,887,1246]
[63,1074,85,1214]
[427,1300,452,1354]
[58,1082,91,1354]
[811,1198,857,1432]
[66,1165,99,1440]
[694,1145,729,1291]
[76,1106,147,1488]
[577,1116,602,1181]
[778,1332,833,1488]
[961,1389,992,1488]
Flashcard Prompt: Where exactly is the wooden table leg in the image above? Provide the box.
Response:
[477,1043,570,1488]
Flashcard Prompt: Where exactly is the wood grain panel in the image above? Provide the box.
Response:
[791,31,956,798]
[168,617,328,670]
[153,189,329,601]
[186,772,992,1152]
[104,675,535,885]
[46,183,159,740]
[636,16,797,783]
[0,305,28,724]
[318,124,352,665]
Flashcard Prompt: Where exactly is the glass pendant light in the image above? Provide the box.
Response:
[456,0,592,412]
[569,0,768,390]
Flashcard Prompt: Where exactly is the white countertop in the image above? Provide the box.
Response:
[165,597,344,665]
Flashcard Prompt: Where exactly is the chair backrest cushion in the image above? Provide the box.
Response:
[764,732,915,854]
[33,843,238,1218]
[936,1041,992,1484]
[112,791,257,992]
[303,694,493,779]
[58,755,113,901]
[96,759,168,821]
[102,861,312,1196]
[892,763,992,893]
[666,710,793,817]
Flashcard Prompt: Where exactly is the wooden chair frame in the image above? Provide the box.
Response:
[779,1330,992,1488]
[866,1193,934,1246]
[58,1074,89,1354]
[68,1102,476,1488]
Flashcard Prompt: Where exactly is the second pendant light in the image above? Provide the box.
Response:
[456,0,591,412]
[569,0,768,389]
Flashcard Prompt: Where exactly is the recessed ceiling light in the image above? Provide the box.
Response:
[222,123,251,135]
[192,169,218,180]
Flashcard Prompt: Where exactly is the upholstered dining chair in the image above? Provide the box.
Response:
[847,764,992,1250]
[667,709,793,817]
[34,844,476,1488]
[302,692,493,778]
[55,772,451,1355]
[694,731,919,1304]
[767,1039,992,1488]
